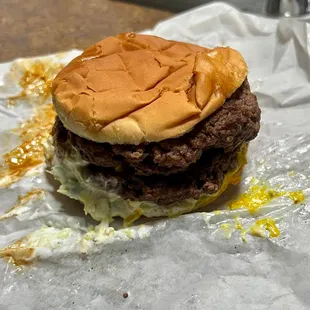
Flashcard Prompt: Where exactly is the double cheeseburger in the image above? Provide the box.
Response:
[51,33,260,225]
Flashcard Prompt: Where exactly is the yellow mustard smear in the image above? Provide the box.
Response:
[220,223,235,239]
[220,217,280,241]
[220,218,247,241]
[0,104,56,187]
[221,223,231,230]
[288,171,297,177]
[250,218,280,238]
[228,183,304,214]
[7,59,63,106]
[234,218,247,242]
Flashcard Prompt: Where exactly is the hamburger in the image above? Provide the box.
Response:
[51,33,260,225]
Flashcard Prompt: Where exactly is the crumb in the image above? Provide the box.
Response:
[123,292,129,299]
[80,252,88,260]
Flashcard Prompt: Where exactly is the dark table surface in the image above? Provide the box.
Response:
[0,0,172,62]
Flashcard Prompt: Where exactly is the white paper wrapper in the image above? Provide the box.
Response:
[1,2,310,309]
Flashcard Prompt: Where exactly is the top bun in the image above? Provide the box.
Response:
[52,33,248,145]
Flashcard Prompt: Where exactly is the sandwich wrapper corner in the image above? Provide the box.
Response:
[1,3,310,308]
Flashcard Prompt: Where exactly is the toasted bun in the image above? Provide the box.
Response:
[52,33,248,144]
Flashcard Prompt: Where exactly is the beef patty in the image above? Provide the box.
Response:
[86,145,244,205]
[53,79,260,177]
[52,78,260,205]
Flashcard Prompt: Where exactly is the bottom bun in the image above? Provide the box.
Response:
[51,144,248,226]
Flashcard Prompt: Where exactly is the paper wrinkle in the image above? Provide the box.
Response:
[1,3,310,309]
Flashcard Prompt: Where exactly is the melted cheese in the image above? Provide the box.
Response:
[250,218,280,238]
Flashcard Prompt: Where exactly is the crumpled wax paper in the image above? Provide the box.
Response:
[1,2,310,309]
